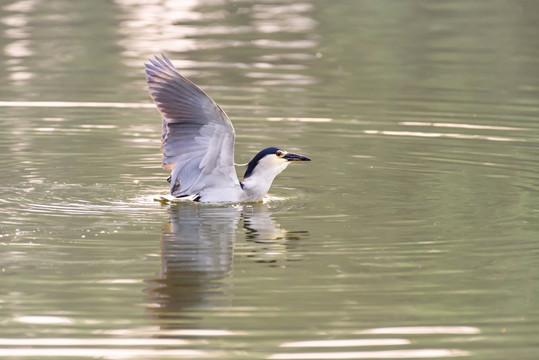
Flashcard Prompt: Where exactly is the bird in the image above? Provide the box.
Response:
[144,54,311,203]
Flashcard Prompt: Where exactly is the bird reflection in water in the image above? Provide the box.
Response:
[145,202,308,329]
[242,205,307,265]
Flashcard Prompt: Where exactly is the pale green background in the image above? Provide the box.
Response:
[1,1,538,359]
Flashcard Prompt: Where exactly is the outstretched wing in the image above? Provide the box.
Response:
[145,54,238,196]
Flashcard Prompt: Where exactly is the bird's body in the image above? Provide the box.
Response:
[145,54,310,203]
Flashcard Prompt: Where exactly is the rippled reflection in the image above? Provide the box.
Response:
[146,202,308,329]
[356,326,480,335]
[115,0,319,90]
[270,326,480,359]
[116,0,317,55]
[147,204,238,327]
[1,0,35,85]
[269,349,468,359]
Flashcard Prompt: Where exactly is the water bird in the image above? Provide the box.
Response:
[144,54,311,203]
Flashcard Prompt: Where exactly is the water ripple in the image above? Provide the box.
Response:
[269,349,468,359]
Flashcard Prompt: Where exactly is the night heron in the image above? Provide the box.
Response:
[145,54,310,203]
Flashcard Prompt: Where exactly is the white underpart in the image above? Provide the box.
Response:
[198,154,289,203]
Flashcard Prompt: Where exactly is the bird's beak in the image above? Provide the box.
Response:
[283,152,311,162]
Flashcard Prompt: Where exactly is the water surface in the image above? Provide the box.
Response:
[1,1,538,359]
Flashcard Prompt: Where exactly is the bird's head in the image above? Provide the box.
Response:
[243,147,311,180]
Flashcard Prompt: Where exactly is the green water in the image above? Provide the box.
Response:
[1,1,538,359]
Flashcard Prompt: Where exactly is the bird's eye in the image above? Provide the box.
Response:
[276,150,283,157]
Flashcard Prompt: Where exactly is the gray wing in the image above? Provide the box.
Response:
[145,54,238,196]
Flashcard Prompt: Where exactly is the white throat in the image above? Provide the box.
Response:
[241,156,290,202]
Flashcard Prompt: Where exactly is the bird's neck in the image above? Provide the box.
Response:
[241,163,289,202]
